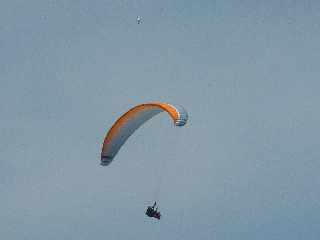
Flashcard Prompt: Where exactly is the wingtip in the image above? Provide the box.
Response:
[100,155,113,166]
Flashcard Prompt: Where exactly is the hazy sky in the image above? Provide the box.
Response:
[1,1,320,239]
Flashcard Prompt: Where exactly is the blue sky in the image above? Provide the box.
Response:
[1,1,320,239]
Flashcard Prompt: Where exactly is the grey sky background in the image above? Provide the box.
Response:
[1,0,320,239]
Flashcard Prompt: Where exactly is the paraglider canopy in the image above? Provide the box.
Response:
[100,102,188,166]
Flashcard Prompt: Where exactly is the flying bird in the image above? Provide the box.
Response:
[136,16,142,24]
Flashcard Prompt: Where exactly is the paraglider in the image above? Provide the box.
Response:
[146,202,161,220]
[100,102,188,220]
